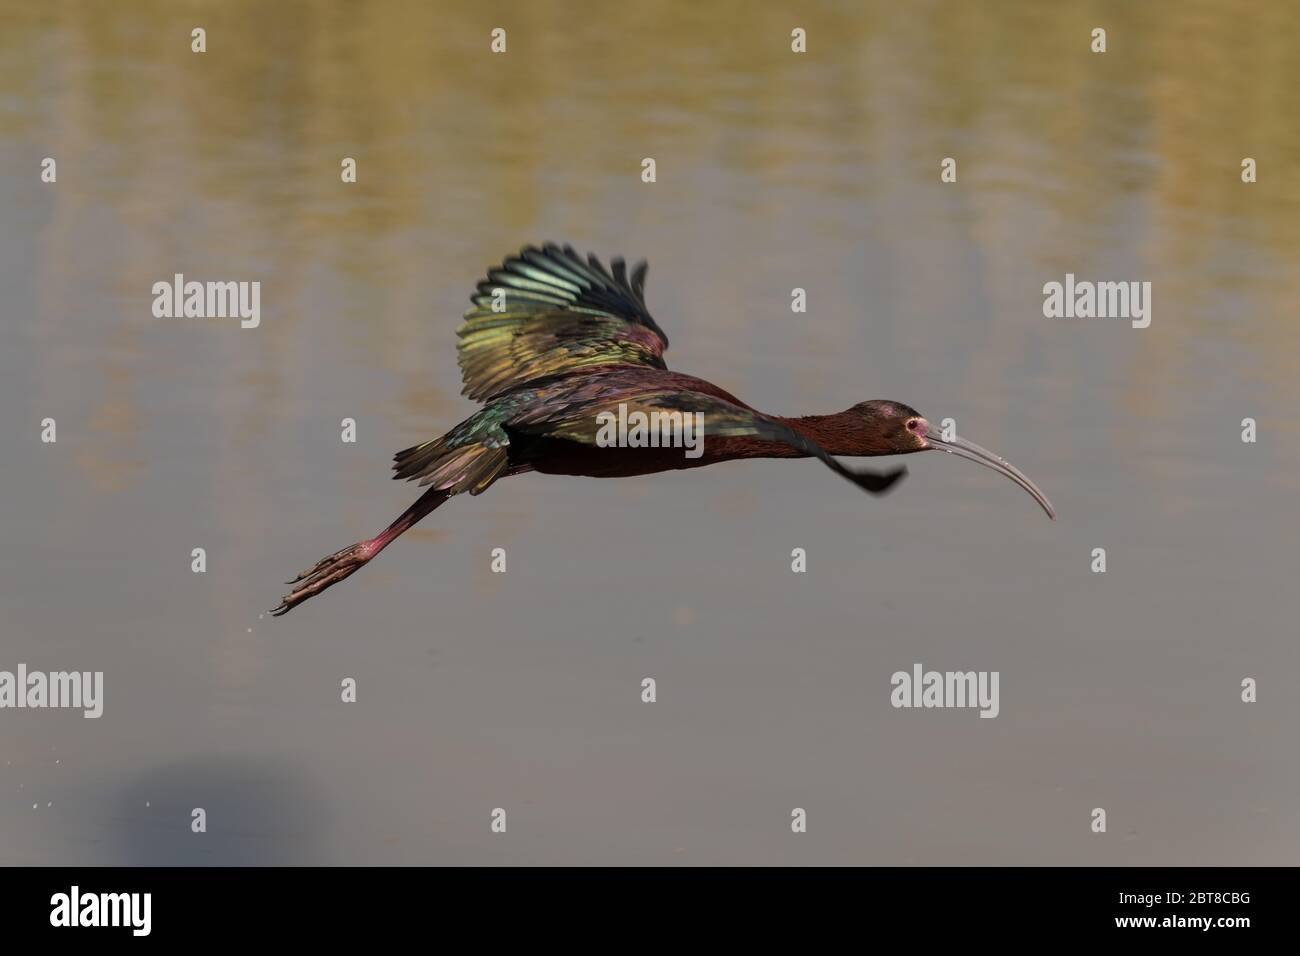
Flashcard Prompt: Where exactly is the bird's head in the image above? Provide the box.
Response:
[851,400,1055,519]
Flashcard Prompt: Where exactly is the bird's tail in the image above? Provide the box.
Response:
[391,410,512,496]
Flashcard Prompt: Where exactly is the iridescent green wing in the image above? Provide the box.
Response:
[457,243,669,402]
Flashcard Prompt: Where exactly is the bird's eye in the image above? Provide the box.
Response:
[906,419,921,432]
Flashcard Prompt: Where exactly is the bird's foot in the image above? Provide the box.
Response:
[270,539,377,616]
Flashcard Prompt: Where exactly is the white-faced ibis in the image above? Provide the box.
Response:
[271,243,1053,615]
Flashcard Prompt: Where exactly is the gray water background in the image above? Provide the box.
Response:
[1,0,1297,864]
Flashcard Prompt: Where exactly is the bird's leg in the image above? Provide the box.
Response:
[270,486,451,616]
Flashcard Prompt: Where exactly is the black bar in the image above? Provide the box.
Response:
[0,866,1279,941]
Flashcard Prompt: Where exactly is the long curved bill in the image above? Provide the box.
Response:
[925,433,1056,520]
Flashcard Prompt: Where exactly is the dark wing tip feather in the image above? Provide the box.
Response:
[848,465,908,494]
[456,243,669,402]
[484,242,664,341]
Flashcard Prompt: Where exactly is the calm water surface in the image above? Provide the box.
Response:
[1,1,1298,864]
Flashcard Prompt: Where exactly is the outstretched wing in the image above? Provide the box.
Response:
[457,243,670,402]
[509,383,907,496]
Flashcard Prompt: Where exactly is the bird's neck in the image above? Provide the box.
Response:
[772,411,892,458]
[704,410,892,461]
[774,411,868,455]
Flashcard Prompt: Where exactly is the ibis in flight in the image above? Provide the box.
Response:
[272,243,1053,615]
